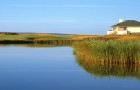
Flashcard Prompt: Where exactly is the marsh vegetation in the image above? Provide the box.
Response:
[73,40,140,64]
[73,38,140,79]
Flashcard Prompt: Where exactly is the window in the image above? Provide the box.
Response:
[124,27,127,30]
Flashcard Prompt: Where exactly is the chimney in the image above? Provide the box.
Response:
[119,19,123,23]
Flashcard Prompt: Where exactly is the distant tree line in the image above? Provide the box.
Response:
[0,32,19,35]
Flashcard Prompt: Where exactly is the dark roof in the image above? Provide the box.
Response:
[112,20,140,27]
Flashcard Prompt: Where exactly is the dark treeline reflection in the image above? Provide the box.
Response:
[0,44,69,48]
[0,40,79,48]
[0,40,80,45]
[74,49,140,79]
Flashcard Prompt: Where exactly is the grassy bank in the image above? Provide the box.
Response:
[0,33,76,40]
[73,40,140,64]
[85,35,140,41]
[0,33,84,44]
[1,33,140,41]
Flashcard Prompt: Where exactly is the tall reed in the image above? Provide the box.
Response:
[73,40,140,79]
[73,40,140,64]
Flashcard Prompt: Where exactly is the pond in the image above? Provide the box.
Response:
[0,45,140,90]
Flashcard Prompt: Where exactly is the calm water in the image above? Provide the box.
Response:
[0,46,140,90]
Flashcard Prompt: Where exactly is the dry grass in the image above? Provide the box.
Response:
[0,34,75,40]
[1,33,140,41]
[87,35,140,41]
[73,38,140,64]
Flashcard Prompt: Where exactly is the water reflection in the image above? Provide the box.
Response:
[0,43,70,48]
[74,52,140,79]
[0,40,78,48]
[1,43,140,80]
[0,44,140,90]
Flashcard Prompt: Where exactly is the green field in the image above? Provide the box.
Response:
[1,32,140,41]
[0,34,75,40]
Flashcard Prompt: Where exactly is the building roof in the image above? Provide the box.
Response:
[112,20,140,27]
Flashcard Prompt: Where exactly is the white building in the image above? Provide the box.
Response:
[107,19,140,35]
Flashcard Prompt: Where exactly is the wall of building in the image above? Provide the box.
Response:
[113,27,118,31]
[127,27,140,33]
[107,26,140,35]
[117,31,127,35]
[107,30,114,35]
[107,27,121,35]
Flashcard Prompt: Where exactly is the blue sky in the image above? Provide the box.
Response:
[0,0,140,34]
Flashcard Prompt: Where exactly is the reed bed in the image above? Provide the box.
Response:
[73,40,140,79]
[86,35,140,41]
[73,40,140,64]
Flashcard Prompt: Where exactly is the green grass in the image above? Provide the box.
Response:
[0,34,76,41]
[73,40,140,64]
